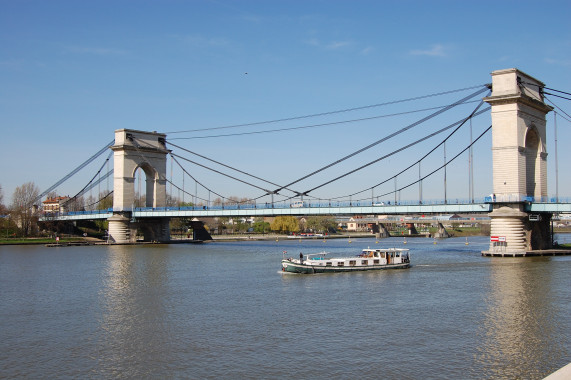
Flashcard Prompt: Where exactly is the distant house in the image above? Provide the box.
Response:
[347,216,370,232]
[42,196,70,214]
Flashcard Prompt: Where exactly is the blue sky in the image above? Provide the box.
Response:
[1,0,570,205]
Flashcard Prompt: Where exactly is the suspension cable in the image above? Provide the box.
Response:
[71,170,113,200]
[167,140,296,194]
[165,84,488,134]
[168,100,483,140]
[170,153,271,193]
[132,136,279,206]
[84,190,113,210]
[544,92,571,102]
[170,155,283,206]
[306,102,490,197]
[520,80,571,97]
[545,88,571,97]
[375,126,492,199]
[61,151,113,207]
[34,139,115,205]
[169,154,227,201]
[545,97,571,121]
[274,86,490,194]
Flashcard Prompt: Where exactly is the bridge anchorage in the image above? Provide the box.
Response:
[482,69,558,256]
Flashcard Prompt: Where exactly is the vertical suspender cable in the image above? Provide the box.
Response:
[469,118,474,203]
[394,177,397,205]
[418,162,422,204]
[444,141,447,204]
[554,112,559,202]
[106,159,110,201]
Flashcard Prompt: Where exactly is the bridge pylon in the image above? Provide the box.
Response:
[483,68,553,255]
[108,129,171,243]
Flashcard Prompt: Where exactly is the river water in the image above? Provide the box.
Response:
[1,235,570,379]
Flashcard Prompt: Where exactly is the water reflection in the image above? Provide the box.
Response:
[475,258,567,379]
[97,246,172,378]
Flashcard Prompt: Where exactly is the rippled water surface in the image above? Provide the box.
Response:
[1,235,570,379]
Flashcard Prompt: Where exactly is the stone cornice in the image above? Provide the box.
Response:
[483,94,553,114]
[110,144,171,155]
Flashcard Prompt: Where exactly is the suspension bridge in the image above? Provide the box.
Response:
[37,68,571,254]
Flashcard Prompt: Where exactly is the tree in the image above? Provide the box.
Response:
[97,191,113,210]
[306,216,338,233]
[11,182,40,236]
[252,218,270,233]
[270,216,299,234]
[64,195,84,212]
[0,184,5,214]
[165,194,179,207]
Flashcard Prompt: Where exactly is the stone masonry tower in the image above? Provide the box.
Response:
[108,129,171,243]
[484,69,553,254]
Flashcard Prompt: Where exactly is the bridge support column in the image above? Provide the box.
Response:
[108,213,137,244]
[189,219,213,241]
[138,218,171,242]
[108,129,172,244]
[433,222,449,238]
[483,69,553,255]
[405,223,418,235]
[373,223,390,239]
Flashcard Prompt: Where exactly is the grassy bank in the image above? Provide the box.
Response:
[0,237,88,245]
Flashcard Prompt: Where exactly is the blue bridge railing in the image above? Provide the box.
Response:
[43,196,571,218]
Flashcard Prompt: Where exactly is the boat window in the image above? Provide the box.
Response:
[349,260,356,266]
[337,262,344,267]
[361,260,368,265]
[326,262,332,266]
[380,252,386,259]
[373,260,380,264]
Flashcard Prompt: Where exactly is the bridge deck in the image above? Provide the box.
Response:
[41,203,492,221]
[39,202,571,222]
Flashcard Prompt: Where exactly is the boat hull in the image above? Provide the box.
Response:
[281,260,410,274]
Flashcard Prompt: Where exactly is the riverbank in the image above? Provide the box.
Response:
[3,229,570,246]
[0,237,98,246]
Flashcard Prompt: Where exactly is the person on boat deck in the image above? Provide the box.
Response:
[299,252,303,263]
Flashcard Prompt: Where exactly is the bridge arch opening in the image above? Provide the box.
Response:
[133,163,158,208]
[524,126,541,198]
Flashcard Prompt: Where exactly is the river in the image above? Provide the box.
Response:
[1,235,570,379]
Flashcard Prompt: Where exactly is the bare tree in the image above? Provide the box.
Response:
[97,191,113,210]
[65,195,85,212]
[0,184,5,214]
[166,194,179,207]
[11,182,40,236]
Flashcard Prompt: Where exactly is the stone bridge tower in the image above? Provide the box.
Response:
[108,129,171,243]
[484,68,553,254]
